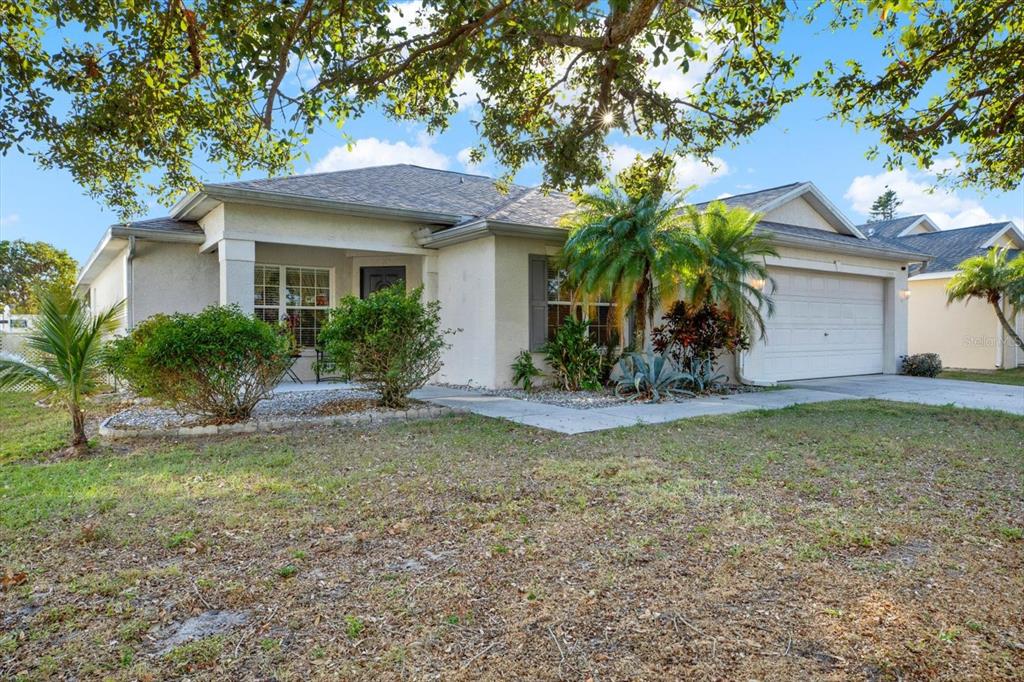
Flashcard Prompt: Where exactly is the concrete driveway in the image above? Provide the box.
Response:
[790,375,1024,416]
[414,374,1022,435]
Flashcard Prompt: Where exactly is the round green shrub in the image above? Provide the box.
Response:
[105,305,291,420]
[318,284,453,407]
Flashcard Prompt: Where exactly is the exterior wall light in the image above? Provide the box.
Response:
[899,289,911,300]
[749,278,766,291]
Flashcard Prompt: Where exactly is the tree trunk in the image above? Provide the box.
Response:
[70,405,88,451]
[992,299,1024,353]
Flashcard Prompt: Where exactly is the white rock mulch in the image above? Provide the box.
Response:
[101,387,452,439]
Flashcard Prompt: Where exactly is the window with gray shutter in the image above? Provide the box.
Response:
[528,255,548,351]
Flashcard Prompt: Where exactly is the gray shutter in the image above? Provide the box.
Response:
[528,255,548,351]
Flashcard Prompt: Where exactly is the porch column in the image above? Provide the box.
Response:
[422,254,439,302]
[218,239,255,314]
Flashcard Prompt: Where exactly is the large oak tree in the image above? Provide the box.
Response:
[0,1,1020,218]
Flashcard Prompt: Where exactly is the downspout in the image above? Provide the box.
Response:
[995,302,1004,369]
[126,235,136,329]
[735,348,777,387]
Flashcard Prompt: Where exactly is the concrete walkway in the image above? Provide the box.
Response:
[790,375,1024,415]
[411,375,1023,435]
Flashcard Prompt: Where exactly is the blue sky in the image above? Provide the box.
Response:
[1,7,1021,265]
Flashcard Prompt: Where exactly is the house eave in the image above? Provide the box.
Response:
[174,185,467,226]
[765,230,929,263]
[909,270,956,281]
[75,225,205,292]
[417,220,567,248]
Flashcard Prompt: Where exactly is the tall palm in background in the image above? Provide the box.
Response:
[682,201,778,339]
[946,247,1024,352]
[562,183,694,349]
[0,288,123,450]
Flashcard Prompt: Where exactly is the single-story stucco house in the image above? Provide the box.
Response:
[862,216,1024,370]
[76,165,926,386]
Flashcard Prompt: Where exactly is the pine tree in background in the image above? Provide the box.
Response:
[868,188,903,222]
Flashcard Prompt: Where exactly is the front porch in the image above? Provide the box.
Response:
[216,240,439,381]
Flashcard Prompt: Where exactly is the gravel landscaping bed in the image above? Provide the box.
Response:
[439,383,764,409]
[105,387,382,430]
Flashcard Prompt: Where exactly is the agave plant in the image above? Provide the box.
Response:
[613,352,694,403]
[679,354,728,393]
[0,288,123,450]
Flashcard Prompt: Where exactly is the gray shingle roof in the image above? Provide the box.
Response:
[484,187,575,227]
[857,215,930,240]
[757,221,930,260]
[695,182,804,212]
[886,222,1019,272]
[208,164,537,221]
[120,217,202,235]
[112,168,925,262]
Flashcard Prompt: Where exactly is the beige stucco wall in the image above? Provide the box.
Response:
[763,197,836,232]
[436,236,497,386]
[908,276,1022,369]
[216,203,429,254]
[131,241,219,325]
[88,246,128,333]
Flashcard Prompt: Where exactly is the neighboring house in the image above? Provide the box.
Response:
[862,216,1024,370]
[76,165,924,386]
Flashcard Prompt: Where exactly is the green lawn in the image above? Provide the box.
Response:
[1,393,1022,680]
[940,367,1024,386]
[0,392,71,462]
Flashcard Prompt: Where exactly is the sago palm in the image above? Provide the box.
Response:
[562,184,694,349]
[682,201,778,339]
[946,247,1024,353]
[0,288,124,450]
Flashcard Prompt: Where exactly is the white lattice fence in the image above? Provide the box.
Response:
[0,334,46,393]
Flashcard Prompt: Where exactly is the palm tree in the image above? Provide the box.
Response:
[562,183,694,349]
[0,288,124,450]
[682,201,778,339]
[946,247,1024,353]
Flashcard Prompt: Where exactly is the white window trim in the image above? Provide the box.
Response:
[254,263,334,347]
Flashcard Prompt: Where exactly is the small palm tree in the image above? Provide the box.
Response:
[562,183,694,349]
[0,288,124,450]
[946,247,1024,353]
[682,201,778,339]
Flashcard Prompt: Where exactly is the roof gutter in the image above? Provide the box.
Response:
[417,219,567,248]
[174,185,467,226]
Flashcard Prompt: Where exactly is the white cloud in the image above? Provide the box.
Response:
[456,146,489,174]
[312,137,450,173]
[0,213,19,228]
[715,192,734,200]
[845,167,1019,229]
[606,143,728,189]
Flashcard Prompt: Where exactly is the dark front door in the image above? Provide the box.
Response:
[360,266,406,298]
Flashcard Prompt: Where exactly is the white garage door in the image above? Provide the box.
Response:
[752,269,885,381]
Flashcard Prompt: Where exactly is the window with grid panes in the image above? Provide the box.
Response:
[253,264,330,347]
[545,259,616,344]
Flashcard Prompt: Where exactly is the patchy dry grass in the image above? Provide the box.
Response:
[1,397,1022,680]
[940,367,1024,386]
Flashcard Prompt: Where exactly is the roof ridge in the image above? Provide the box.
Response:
[206,163,531,191]
[706,181,805,203]
[480,186,539,220]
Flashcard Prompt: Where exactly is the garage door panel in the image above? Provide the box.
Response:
[751,268,885,381]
